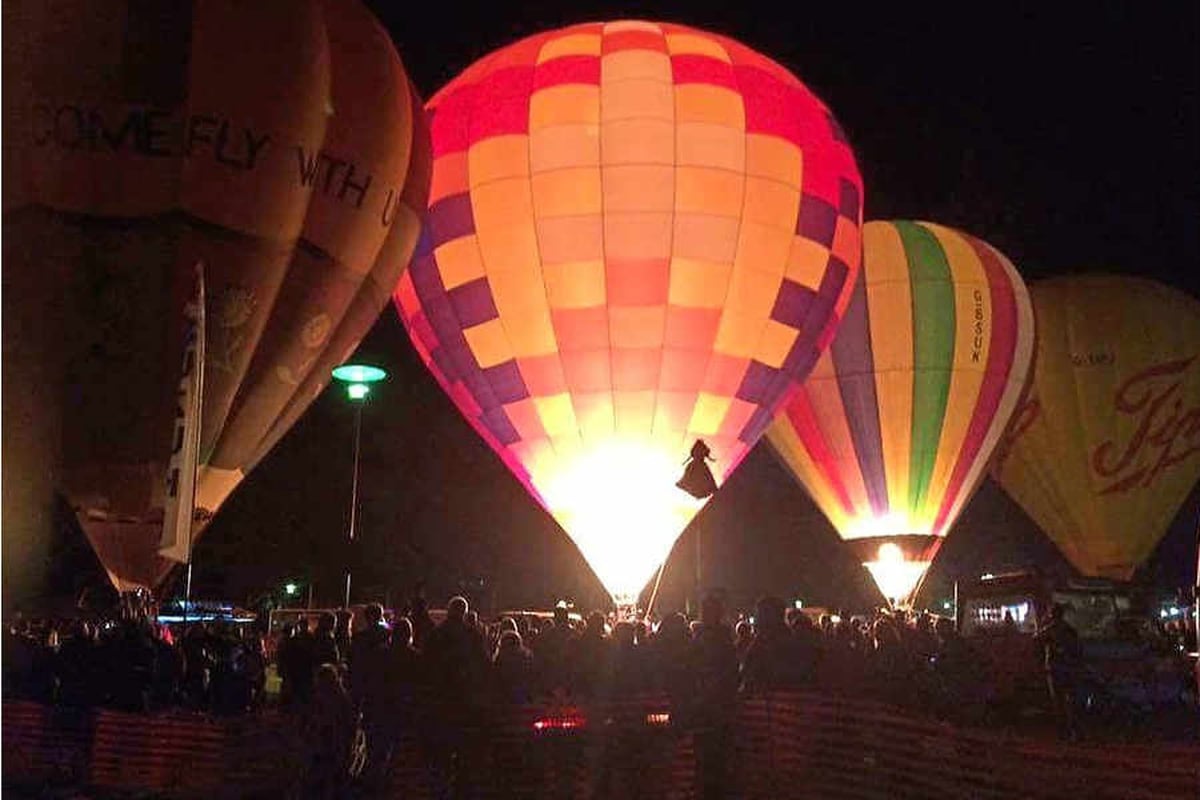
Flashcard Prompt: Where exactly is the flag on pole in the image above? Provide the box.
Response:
[160,262,206,562]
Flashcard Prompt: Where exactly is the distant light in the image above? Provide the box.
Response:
[794,599,804,610]
[347,383,370,400]
[533,713,586,732]
[943,601,953,611]
[981,573,995,580]
[331,364,388,384]
[1161,609,1169,618]
[285,583,298,596]
[645,712,670,726]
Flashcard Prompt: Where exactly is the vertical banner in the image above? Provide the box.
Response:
[160,262,206,562]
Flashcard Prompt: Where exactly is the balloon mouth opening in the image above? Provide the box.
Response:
[533,438,709,607]
[844,534,942,606]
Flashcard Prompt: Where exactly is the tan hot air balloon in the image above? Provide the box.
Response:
[992,275,1200,580]
[2,0,432,593]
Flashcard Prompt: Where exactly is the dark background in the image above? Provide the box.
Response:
[25,2,1200,617]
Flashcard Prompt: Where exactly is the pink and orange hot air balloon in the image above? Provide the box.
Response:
[393,20,863,606]
[768,221,1035,605]
[2,0,431,592]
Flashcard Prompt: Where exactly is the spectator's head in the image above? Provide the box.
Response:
[364,603,384,627]
[498,630,523,653]
[447,595,468,622]
[553,603,569,627]
[315,663,344,695]
[634,620,648,644]
[499,617,518,635]
[466,609,480,630]
[700,592,725,626]
[613,621,636,648]
[586,611,606,637]
[317,612,336,634]
[394,617,414,648]
[659,612,687,641]
[735,620,751,641]
[754,595,786,633]
[934,617,955,638]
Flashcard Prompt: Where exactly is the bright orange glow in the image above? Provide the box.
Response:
[863,543,928,604]
[537,439,705,606]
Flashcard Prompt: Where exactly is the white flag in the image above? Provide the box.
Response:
[160,262,206,562]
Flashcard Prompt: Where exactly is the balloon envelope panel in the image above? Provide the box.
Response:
[3,0,431,591]
[992,275,1200,580]
[768,221,1035,603]
[393,20,862,603]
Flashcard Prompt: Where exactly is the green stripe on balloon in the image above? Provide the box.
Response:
[898,221,955,520]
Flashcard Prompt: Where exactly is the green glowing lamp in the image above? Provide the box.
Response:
[332,363,388,401]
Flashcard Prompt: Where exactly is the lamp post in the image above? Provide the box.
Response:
[331,363,388,609]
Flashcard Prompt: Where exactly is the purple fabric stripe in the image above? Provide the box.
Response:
[480,407,520,446]
[449,277,499,328]
[782,344,820,378]
[427,192,475,248]
[770,279,816,328]
[735,360,779,403]
[483,360,529,405]
[738,405,775,445]
[838,177,861,220]
[462,368,500,411]
[795,195,837,245]
[409,254,445,303]
[414,225,436,258]
[830,271,888,515]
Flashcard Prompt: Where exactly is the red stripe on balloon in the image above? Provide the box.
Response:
[783,388,857,518]
[670,55,738,90]
[601,29,667,55]
[532,55,601,90]
[932,239,1020,535]
[468,66,534,142]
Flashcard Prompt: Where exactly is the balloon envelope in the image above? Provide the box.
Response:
[393,20,863,604]
[768,221,1035,603]
[992,275,1200,580]
[2,0,431,591]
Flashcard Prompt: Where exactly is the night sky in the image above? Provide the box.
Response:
[34,2,1200,615]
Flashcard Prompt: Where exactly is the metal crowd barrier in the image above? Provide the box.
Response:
[3,692,1197,798]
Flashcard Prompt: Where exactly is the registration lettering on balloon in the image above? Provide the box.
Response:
[1092,356,1200,494]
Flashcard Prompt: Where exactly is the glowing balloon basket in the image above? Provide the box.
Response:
[393,20,864,609]
[768,221,1035,608]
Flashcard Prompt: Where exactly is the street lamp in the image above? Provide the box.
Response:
[331,362,388,608]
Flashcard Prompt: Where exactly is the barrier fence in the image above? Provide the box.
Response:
[3,693,1197,799]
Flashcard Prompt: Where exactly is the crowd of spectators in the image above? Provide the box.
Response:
[3,606,267,715]
[4,590,1196,797]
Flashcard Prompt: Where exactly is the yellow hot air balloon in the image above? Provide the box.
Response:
[2,0,431,592]
[392,21,863,607]
[768,221,1035,605]
[992,275,1200,580]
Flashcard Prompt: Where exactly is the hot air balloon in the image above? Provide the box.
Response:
[392,20,863,608]
[992,275,1200,580]
[767,221,1035,605]
[1,0,431,593]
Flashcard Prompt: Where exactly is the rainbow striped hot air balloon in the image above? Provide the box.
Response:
[768,221,1034,604]
[393,20,863,607]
